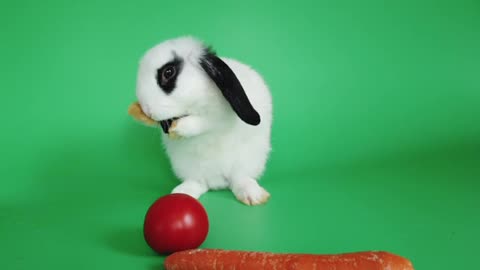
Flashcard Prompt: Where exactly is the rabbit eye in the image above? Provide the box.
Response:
[156,56,183,94]
[162,66,176,80]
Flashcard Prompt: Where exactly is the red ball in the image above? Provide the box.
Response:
[143,193,209,254]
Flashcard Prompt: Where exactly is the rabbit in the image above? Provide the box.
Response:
[134,36,272,205]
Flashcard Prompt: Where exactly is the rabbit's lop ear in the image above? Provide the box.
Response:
[200,49,261,126]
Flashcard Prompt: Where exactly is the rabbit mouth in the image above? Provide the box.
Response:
[158,115,187,134]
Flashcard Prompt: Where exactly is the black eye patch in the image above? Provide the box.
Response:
[156,55,183,94]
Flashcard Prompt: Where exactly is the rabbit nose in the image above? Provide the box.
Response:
[140,103,152,117]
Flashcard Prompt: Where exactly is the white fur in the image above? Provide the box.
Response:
[135,36,272,205]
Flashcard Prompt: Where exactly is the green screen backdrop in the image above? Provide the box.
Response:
[1,0,479,269]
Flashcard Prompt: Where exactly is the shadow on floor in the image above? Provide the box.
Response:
[105,226,157,258]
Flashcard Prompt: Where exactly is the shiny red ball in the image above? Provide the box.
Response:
[143,193,209,254]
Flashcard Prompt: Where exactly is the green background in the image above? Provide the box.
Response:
[1,0,479,269]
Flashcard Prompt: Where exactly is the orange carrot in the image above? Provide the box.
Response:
[128,101,157,127]
[164,249,414,270]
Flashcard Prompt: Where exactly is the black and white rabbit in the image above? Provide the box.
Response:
[135,36,272,205]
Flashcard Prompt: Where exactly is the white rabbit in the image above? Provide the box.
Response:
[135,36,272,205]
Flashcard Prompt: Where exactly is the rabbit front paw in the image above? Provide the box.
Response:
[168,116,208,139]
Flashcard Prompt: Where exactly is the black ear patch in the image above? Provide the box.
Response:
[200,48,261,126]
[156,54,183,94]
